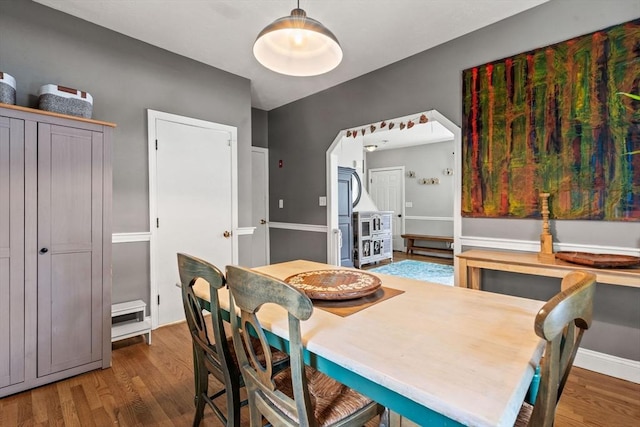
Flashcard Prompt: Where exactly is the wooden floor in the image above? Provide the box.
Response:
[0,318,638,426]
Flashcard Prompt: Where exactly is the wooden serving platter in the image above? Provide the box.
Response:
[555,251,640,268]
[284,269,382,300]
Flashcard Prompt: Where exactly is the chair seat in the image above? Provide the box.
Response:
[269,365,377,426]
[224,335,289,373]
[514,401,533,426]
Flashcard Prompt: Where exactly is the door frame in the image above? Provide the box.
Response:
[368,166,406,251]
[251,147,270,266]
[147,109,238,328]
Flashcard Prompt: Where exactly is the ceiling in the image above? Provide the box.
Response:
[33,0,549,111]
[362,119,454,151]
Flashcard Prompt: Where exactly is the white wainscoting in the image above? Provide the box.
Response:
[460,235,640,256]
[404,216,454,222]
[113,227,255,243]
[112,232,151,243]
[268,222,328,233]
[460,234,640,383]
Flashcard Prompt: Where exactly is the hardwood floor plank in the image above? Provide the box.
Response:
[69,384,97,427]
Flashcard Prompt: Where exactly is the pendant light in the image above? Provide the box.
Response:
[253,1,343,76]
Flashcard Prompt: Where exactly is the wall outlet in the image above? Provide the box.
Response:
[319,196,327,206]
[405,201,413,208]
[279,199,283,208]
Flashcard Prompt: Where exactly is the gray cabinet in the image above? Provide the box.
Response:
[0,105,113,398]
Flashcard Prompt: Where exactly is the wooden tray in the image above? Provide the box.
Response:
[284,269,382,300]
[555,251,640,268]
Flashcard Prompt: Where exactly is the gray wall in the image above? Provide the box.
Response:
[268,0,640,360]
[366,141,455,236]
[1,0,253,309]
[252,108,268,148]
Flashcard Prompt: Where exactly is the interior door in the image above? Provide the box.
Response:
[368,167,404,250]
[251,148,269,267]
[37,124,103,376]
[154,119,233,326]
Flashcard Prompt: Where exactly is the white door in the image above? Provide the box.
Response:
[369,167,404,250]
[151,114,236,326]
[251,148,269,267]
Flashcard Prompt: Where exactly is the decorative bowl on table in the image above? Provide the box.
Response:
[555,252,640,268]
[284,269,382,300]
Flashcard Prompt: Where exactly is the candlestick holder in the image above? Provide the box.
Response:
[538,192,555,262]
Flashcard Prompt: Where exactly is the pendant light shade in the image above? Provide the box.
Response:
[253,7,342,76]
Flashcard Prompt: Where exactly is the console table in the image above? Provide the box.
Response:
[457,249,640,290]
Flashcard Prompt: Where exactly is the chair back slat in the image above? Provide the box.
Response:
[227,265,316,426]
[530,270,596,427]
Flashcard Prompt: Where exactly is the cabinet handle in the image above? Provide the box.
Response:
[39,248,49,254]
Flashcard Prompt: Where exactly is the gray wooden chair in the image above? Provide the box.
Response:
[177,253,288,427]
[515,270,596,427]
[226,265,386,427]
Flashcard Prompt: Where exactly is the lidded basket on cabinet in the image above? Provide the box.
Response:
[0,72,17,105]
[38,84,93,118]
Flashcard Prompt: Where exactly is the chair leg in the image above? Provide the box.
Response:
[378,407,390,427]
[225,378,241,427]
[191,344,199,407]
[193,361,209,426]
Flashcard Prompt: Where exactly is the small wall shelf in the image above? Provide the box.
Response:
[111,300,151,344]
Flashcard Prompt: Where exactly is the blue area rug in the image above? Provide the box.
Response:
[368,260,454,286]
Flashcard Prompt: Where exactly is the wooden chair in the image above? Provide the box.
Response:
[516,270,597,427]
[177,253,288,426]
[226,265,386,427]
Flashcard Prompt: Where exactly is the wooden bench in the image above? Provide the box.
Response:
[401,234,454,256]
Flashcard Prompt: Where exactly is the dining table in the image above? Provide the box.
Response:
[193,259,545,427]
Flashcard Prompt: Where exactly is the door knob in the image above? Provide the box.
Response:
[260,219,267,224]
[39,248,49,254]
[223,231,232,238]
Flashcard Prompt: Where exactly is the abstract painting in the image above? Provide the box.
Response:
[462,19,639,221]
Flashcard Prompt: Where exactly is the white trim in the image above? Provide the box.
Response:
[269,222,328,233]
[459,235,640,256]
[405,216,454,222]
[112,232,151,243]
[575,348,640,384]
[236,227,256,236]
[147,109,238,329]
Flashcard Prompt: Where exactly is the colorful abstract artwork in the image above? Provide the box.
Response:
[462,19,640,221]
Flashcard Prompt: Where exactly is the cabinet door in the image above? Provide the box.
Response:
[0,116,25,388]
[37,124,103,377]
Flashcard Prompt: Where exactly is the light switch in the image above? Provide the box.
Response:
[279,199,283,209]
[319,196,327,206]
[405,201,413,208]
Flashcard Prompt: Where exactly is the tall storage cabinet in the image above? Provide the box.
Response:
[0,104,113,398]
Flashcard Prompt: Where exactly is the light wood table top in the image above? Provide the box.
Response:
[457,249,640,290]
[195,260,545,426]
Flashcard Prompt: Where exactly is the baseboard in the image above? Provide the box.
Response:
[575,348,640,384]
